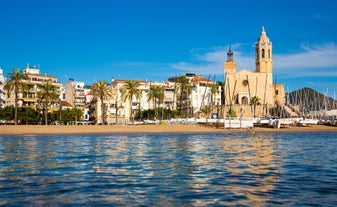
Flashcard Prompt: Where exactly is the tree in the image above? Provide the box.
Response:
[227,108,237,118]
[4,68,29,125]
[61,108,72,124]
[18,107,39,125]
[91,80,113,124]
[201,105,212,123]
[147,85,164,119]
[250,96,261,118]
[269,106,281,118]
[174,75,192,117]
[70,108,83,125]
[0,106,14,122]
[210,82,219,111]
[121,80,142,122]
[37,81,60,125]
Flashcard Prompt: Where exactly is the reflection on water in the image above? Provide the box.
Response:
[0,132,337,206]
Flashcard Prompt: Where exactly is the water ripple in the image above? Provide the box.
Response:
[0,132,337,206]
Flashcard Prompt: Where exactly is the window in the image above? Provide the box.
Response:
[262,49,265,58]
[275,90,279,95]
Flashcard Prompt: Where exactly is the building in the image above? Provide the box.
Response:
[92,75,221,124]
[110,79,149,124]
[0,68,6,108]
[224,27,285,117]
[62,79,92,121]
[167,73,221,118]
[65,79,85,108]
[6,64,62,112]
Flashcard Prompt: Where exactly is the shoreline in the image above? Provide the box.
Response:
[1,124,337,135]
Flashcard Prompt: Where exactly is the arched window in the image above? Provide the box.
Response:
[241,97,249,105]
[262,49,265,58]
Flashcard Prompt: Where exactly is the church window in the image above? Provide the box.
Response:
[268,49,271,58]
[275,90,279,95]
[262,49,265,58]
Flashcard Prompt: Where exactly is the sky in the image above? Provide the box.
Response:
[1,0,337,97]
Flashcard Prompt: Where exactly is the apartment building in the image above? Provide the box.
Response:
[6,64,62,111]
[167,73,221,117]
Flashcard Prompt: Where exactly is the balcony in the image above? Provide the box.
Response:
[22,98,38,103]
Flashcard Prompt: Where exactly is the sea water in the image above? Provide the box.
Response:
[0,132,336,206]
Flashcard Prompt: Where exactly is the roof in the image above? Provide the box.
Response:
[26,73,57,79]
[60,100,72,107]
[191,75,213,83]
[114,79,147,83]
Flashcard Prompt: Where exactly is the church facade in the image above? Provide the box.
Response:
[224,27,285,117]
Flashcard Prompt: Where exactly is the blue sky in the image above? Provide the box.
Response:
[1,0,337,97]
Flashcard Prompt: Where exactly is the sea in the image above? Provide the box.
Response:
[0,132,336,206]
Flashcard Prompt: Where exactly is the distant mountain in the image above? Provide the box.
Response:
[287,87,337,111]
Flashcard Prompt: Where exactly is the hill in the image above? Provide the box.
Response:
[287,87,337,111]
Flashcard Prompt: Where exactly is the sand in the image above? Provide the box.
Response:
[0,124,337,135]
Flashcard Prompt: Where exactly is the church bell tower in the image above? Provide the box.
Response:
[255,26,272,73]
[224,46,236,74]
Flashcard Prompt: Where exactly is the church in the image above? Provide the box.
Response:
[224,26,285,117]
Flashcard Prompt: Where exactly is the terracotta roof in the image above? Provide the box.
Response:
[115,79,147,83]
[191,76,213,83]
[61,100,72,107]
[27,73,57,79]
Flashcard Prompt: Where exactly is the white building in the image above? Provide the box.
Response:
[167,73,221,118]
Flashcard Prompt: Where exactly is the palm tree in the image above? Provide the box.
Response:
[210,82,219,110]
[121,80,142,123]
[70,108,83,125]
[174,75,192,117]
[91,80,114,124]
[37,81,60,125]
[201,105,212,122]
[250,96,261,118]
[147,85,164,119]
[4,68,29,125]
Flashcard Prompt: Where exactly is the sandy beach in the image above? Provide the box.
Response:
[0,124,337,135]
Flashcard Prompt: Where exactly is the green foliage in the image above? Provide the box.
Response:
[49,108,83,125]
[70,108,83,125]
[269,106,281,118]
[0,106,14,121]
[0,106,40,124]
[250,96,261,118]
[249,96,261,106]
[135,108,179,120]
[174,75,192,116]
[121,80,142,122]
[227,108,237,117]
[37,81,60,125]
[17,107,40,124]
[92,80,114,124]
[288,87,337,111]
[4,68,29,125]
[201,105,211,118]
[147,85,164,118]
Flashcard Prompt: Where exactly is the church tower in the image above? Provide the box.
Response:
[255,26,272,73]
[224,46,236,74]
